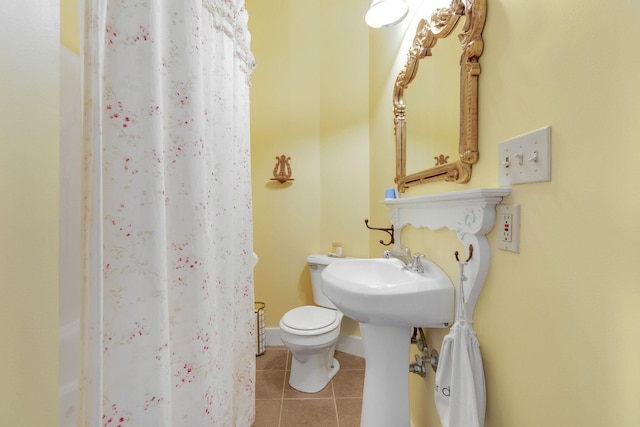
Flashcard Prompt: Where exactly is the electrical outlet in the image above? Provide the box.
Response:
[502,212,512,242]
[497,204,520,253]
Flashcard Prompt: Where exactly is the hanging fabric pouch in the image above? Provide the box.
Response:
[434,261,486,427]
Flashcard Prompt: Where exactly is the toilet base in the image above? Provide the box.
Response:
[289,346,340,393]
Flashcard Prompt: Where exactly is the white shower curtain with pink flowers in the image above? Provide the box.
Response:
[80,0,256,425]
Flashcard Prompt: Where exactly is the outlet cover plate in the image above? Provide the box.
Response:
[498,126,551,186]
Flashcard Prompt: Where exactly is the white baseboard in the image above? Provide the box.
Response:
[264,327,364,358]
[336,334,365,358]
[264,327,283,347]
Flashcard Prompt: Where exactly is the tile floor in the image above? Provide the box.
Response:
[254,346,365,427]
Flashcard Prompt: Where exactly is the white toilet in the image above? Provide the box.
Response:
[279,254,345,393]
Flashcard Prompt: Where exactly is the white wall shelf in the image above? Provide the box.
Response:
[382,188,511,320]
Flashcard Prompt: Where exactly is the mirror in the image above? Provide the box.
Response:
[393,0,486,191]
[404,22,460,177]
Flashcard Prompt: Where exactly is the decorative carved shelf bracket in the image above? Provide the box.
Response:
[382,188,511,320]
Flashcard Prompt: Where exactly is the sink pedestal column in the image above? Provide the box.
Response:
[360,323,412,427]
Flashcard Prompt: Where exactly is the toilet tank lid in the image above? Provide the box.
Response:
[307,253,351,265]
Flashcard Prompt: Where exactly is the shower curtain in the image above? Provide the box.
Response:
[80,0,256,425]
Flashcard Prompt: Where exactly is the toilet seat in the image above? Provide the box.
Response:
[281,306,341,335]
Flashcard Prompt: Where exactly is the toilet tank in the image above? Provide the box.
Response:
[307,254,346,309]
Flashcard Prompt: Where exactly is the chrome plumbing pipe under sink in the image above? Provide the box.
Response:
[410,327,438,377]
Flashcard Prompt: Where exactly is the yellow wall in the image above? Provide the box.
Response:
[61,0,80,54]
[247,0,370,337]
[26,0,640,425]
[0,1,59,425]
[369,0,640,426]
[252,0,640,425]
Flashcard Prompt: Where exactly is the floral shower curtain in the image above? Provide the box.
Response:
[81,0,256,425]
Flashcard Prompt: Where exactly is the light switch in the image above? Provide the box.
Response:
[498,126,551,186]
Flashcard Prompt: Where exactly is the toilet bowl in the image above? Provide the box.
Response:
[280,306,343,393]
[279,254,347,393]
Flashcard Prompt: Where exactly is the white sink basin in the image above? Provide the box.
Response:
[321,257,454,327]
[321,256,454,427]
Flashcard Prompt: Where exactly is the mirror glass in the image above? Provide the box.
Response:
[404,31,459,175]
[394,0,486,191]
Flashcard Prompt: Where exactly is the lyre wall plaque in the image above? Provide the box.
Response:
[270,154,294,184]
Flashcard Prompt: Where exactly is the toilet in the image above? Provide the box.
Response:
[279,254,345,393]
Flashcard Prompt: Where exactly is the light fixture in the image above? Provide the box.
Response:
[365,0,409,28]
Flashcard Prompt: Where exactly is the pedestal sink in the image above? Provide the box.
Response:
[322,257,454,427]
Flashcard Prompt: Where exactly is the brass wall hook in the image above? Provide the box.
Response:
[364,219,394,246]
[455,244,473,263]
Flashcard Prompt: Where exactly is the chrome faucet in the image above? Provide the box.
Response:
[383,247,425,273]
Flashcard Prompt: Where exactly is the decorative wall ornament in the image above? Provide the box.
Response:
[434,154,450,165]
[270,154,294,183]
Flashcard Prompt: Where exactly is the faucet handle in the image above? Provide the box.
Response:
[411,253,425,273]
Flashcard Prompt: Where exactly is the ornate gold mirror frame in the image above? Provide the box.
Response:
[394,0,486,192]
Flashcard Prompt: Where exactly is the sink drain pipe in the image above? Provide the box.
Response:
[409,327,439,377]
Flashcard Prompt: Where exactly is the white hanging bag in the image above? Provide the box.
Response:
[434,260,486,427]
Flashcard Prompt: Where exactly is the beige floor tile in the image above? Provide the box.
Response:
[282,370,335,399]
[252,399,281,427]
[335,398,362,427]
[280,399,338,427]
[256,370,286,399]
[334,351,366,370]
[256,348,288,371]
[332,369,365,398]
